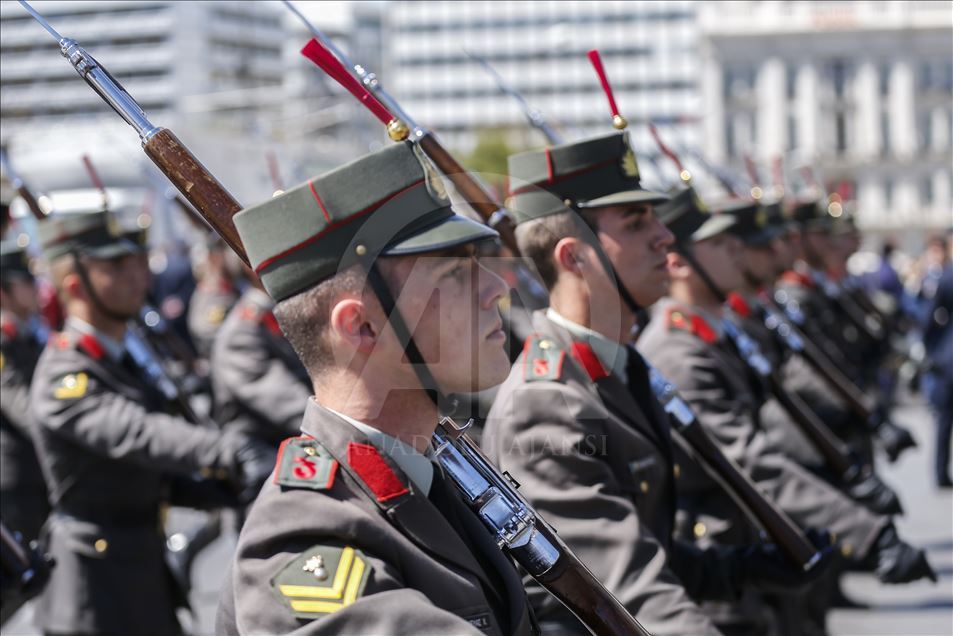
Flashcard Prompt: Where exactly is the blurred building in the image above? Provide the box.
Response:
[386,0,701,185]
[699,1,953,231]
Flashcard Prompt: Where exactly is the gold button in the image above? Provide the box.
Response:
[355,245,367,256]
[693,522,707,538]
[539,340,552,349]
[673,464,680,479]
[639,481,650,493]
[563,199,573,207]
[305,447,317,456]
[216,468,230,480]
[94,539,108,553]
[840,543,853,558]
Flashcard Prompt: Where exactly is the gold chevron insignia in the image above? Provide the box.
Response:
[54,372,88,400]
[277,546,370,617]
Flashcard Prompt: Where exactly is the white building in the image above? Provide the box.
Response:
[386,0,701,186]
[699,1,953,232]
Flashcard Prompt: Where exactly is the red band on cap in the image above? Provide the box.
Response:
[347,442,409,502]
[308,179,332,223]
[508,156,618,197]
[544,148,555,183]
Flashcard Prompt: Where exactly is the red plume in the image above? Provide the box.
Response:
[300,38,394,126]
[587,49,624,127]
[82,154,106,193]
[648,123,686,175]
[743,154,761,187]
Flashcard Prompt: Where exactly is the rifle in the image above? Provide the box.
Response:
[0,146,48,219]
[26,4,645,633]
[461,45,820,570]
[464,49,562,145]
[284,2,520,256]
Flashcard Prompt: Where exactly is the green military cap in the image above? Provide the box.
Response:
[37,210,141,261]
[234,142,498,302]
[0,239,33,281]
[716,199,783,246]
[505,132,669,225]
[657,187,736,244]
[790,199,830,231]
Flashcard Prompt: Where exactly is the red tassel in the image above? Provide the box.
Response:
[300,39,395,126]
[648,123,686,175]
[587,50,620,120]
[82,154,106,192]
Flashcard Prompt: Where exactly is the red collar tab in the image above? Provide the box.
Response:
[691,315,717,344]
[727,292,752,318]
[0,319,16,339]
[522,335,567,382]
[347,442,409,503]
[50,332,71,350]
[569,341,610,381]
[274,436,338,491]
[77,333,105,360]
[781,271,813,287]
[262,311,283,337]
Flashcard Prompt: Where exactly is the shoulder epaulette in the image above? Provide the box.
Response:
[521,335,566,382]
[0,318,17,340]
[274,436,339,491]
[780,271,813,287]
[239,302,282,336]
[666,307,717,344]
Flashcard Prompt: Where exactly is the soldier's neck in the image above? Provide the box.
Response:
[669,279,723,315]
[315,375,438,454]
[68,303,127,342]
[549,284,636,345]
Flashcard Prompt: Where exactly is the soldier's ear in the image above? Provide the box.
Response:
[666,251,691,279]
[553,237,585,277]
[329,297,377,355]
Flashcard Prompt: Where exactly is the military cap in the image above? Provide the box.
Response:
[716,199,782,246]
[0,239,33,281]
[37,210,141,261]
[505,132,668,225]
[234,142,497,302]
[790,199,830,231]
[656,187,736,244]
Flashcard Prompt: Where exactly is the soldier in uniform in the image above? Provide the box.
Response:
[218,143,537,635]
[29,211,274,636]
[187,236,240,360]
[484,134,832,636]
[0,240,49,544]
[636,199,936,610]
[210,266,310,447]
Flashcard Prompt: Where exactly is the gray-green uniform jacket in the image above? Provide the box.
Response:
[638,299,887,561]
[187,277,238,359]
[210,287,311,445]
[217,399,537,635]
[0,311,48,543]
[30,319,245,635]
[483,310,724,636]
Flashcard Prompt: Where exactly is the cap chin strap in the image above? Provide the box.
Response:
[674,242,727,305]
[71,252,137,323]
[572,213,642,315]
[364,260,455,414]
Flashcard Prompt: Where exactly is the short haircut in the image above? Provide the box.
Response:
[272,266,366,379]
[514,210,588,290]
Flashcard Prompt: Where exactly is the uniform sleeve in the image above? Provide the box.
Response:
[0,343,34,437]
[484,376,721,636]
[221,486,484,636]
[31,354,238,476]
[211,321,310,436]
[644,334,766,472]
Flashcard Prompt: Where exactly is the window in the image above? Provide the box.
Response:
[920,176,933,207]
[879,63,891,96]
[881,111,891,156]
[918,111,933,152]
[786,66,797,100]
[883,179,894,210]
[830,60,848,98]
[787,114,798,151]
[836,113,847,154]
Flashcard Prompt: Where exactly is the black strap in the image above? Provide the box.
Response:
[70,252,134,322]
[573,213,643,315]
[674,243,727,304]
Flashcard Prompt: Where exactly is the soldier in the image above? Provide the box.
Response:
[187,236,240,360]
[0,239,49,545]
[218,143,536,634]
[210,265,310,447]
[29,211,274,635]
[483,133,829,636]
[636,198,936,609]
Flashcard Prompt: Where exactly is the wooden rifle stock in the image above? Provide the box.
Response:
[767,374,856,478]
[16,185,45,221]
[415,133,520,255]
[673,421,818,568]
[143,129,247,265]
[532,524,651,636]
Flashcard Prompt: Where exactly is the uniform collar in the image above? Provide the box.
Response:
[545,307,628,381]
[326,406,434,497]
[65,316,126,362]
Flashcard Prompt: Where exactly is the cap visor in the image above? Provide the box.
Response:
[740,226,784,246]
[85,239,142,259]
[382,214,499,256]
[692,215,737,242]
[576,188,670,209]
